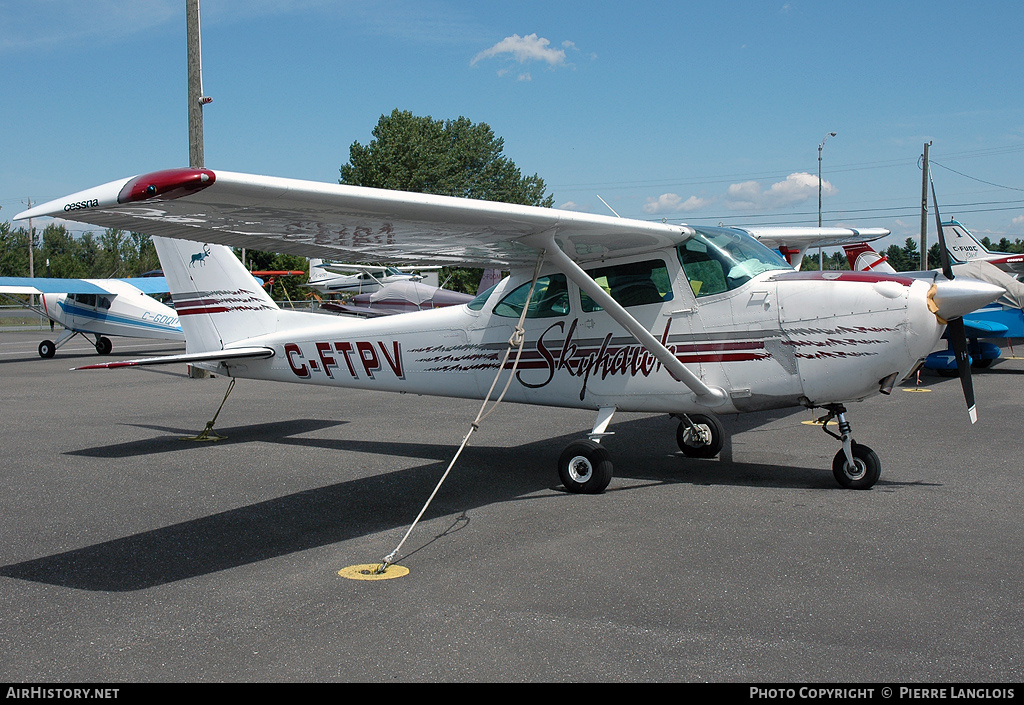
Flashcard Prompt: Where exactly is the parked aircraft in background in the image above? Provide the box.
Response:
[16,168,1003,493]
[744,227,890,270]
[318,279,473,317]
[0,276,183,358]
[306,260,441,294]
[942,220,1024,276]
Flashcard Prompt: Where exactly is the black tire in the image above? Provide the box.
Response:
[972,357,993,369]
[96,336,112,355]
[832,442,881,490]
[676,413,725,458]
[557,439,613,494]
[38,340,56,359]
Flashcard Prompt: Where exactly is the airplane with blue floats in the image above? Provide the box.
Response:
[0,275,183,358]
[844,229,1024,374]
[15,167,1003,492]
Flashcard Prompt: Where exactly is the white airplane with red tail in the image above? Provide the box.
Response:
[16,168,1003,491]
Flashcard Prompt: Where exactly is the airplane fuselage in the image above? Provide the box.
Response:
[41,280,183,341]
[204,265,943,416]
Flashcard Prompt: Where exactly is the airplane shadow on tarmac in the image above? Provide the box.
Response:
[0,410,896,592]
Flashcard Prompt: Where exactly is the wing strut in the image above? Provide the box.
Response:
[532,231,728,408]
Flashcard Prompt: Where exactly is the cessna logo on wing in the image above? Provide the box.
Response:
[63,199,99,212]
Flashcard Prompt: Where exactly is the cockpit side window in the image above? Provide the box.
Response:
[467,282,499,311]
[678,227,790,297]
[579,259,674,312]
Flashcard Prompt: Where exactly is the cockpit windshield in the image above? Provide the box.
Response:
[678,226,791,297]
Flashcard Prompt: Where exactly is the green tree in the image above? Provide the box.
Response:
[0,222,31,277]
[340,109,553,292]
[241,249,311,303]
[39,223,88,278]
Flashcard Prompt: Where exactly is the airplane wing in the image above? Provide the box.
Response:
[0,276,169,297]
[71,346,275,370]
[962,317,1010,337]
[15,168,890,273]
[116,277,170,295]
[746,227,890,270]
[316,263,393,274]
[15,168,695,268]
[0,277,115,296]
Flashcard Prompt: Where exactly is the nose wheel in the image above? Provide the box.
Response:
[818,404,880,489]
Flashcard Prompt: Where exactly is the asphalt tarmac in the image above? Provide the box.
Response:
[1,329,1022,683]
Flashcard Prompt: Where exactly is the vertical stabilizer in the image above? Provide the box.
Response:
[152,236,279,352]
[842,242,896,273]
[308,258,330,284]
[944,221,991,264]
[477,268,504,294]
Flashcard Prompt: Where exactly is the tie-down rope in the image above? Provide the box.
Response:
[374,251,547,574]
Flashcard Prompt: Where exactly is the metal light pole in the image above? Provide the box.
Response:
[818,131,836,269]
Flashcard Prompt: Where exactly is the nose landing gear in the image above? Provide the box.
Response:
[817,404,880,490]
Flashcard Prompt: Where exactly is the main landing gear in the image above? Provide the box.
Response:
[674,413,725,458]
[557,404,880,493]
[558,407,616,494]
[816,404,880,490]
[37,331,112,358]
[556,407,729,494]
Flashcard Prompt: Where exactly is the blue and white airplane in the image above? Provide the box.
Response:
[0,276,183,358]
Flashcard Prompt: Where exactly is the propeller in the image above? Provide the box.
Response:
[930,177,977,423]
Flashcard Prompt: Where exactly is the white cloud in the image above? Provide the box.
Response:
[558,201,589,212]
[724,172,834,211]
[642,193,712,215]
[471,33,567,68]
[640,172,836,216]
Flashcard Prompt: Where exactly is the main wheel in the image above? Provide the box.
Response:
[95,336,112,355]
[676,413,725,458]
[38,340,56,358]
[832,442,881,490]
[557,440,613,494]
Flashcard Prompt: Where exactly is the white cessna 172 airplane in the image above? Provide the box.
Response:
[0,275,183,357]
[15,168,1003,491]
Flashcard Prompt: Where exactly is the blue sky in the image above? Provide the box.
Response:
[3,0,1024,254]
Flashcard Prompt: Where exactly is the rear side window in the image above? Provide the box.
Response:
[493,275,569,318]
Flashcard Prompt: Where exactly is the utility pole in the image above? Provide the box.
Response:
[186,0,213,379]
[817,131,836,270]
[186,0,209,168]
[25,198,34,279]
[920,141,932,271]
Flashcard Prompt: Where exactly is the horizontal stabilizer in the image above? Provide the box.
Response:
[72,346,274,371]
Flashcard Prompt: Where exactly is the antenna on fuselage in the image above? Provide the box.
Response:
[597,195,621,218]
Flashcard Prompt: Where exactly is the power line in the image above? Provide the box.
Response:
[931,160,1024,193]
